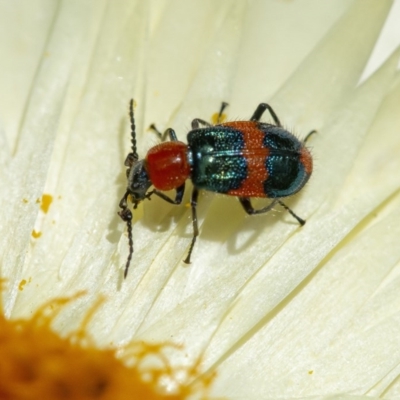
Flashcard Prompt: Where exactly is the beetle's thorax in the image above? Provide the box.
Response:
[145,141,190,191]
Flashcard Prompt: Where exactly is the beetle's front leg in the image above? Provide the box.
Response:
[148,184,185,205]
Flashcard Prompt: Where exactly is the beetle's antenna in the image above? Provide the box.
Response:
[124,216,134,278]
[118,192,134,278]
[129,99,138,161]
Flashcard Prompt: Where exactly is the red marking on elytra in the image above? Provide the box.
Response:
[300,147,313,175]
[223,121,269,198]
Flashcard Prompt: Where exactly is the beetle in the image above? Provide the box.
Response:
[118,100,314,278]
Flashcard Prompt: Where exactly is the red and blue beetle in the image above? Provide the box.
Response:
[119,100,314,278]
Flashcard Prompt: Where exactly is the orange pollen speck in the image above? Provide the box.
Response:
[211,112,227,125]
[31,230,42,239]
[40,194,53,214]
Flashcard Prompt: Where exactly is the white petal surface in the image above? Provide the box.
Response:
[0,0,400,398]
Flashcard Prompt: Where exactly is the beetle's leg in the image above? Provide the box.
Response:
[163,128,178,141]
[184,187,199,264]
[149,184,185,205]
[216,102,229,124]
[250,103,282,127]
[239,197,306,226]
[149,123,162,138]
[192,102,229,128]
[239,197,278,215]
[149,125,178,141]
[303,129,317,144]
[277,200,306,225]
[118,191,134,279]
[192,118,212,129]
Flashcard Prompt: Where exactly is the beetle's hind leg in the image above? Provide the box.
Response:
[239,197,278,215]
[303,130,317,144]
[277,200,306,226]
[239,197,305,226]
